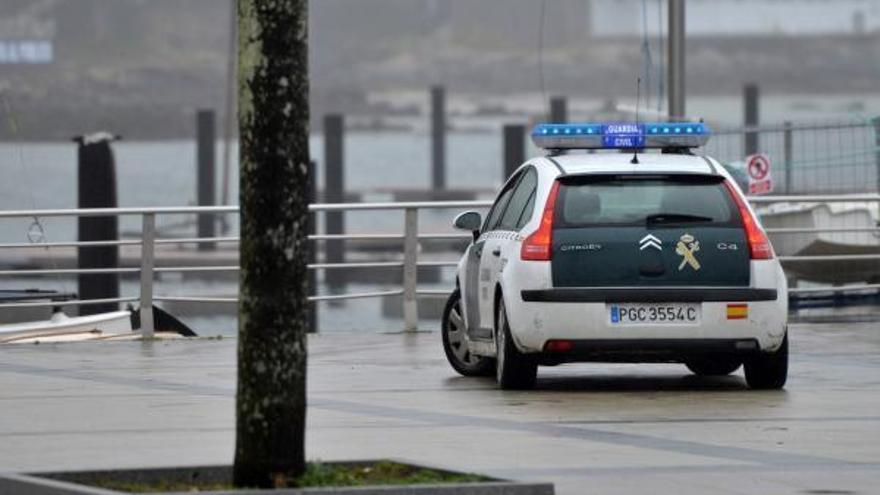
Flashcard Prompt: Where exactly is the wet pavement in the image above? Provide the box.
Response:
[1,322,879,494]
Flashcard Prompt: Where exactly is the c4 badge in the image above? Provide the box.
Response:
[676,233,701,271]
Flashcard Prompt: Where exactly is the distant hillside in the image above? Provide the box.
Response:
[0,0,877,140]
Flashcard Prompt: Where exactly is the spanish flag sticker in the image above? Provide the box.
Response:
[727,303,748,320]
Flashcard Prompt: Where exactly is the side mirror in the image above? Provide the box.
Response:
[453,211,482,241]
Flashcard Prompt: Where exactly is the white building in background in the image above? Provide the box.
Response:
[0,3,55,64]
[592,0,880,38]
[0,40,52,64]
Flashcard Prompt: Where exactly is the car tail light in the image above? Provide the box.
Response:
[521,181,561,261]
[723,180,773,260]
[544,339,574,353]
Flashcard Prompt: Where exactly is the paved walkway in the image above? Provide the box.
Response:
[1,323,879,494]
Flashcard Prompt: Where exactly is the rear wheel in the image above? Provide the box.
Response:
[744,333,788,390]
[441,290,494,377]
[495,298,537,390]
[685,356,742,376]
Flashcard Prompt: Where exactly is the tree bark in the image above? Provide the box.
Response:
[234,0,309,488]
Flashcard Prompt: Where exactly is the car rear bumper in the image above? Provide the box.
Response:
[505,290,787,357]
[534,338,762,365]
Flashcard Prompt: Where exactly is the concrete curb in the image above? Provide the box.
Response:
[1,463,554,495]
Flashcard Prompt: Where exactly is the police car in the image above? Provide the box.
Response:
[441,122,788,390]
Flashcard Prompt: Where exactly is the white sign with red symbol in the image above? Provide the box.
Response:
[746,153,774,195]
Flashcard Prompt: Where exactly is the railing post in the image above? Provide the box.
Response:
[307,160,318,333]
[784,121,793,194]
[402,207,419,332]
[139,213,156,339]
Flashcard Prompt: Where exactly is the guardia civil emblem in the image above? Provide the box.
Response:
[676,233,701,271]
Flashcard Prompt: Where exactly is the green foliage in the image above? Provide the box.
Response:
[83,479,229,493]
[79,461,490,492]
[296,460,490,487]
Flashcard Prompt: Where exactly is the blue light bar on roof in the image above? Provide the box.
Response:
[531,122,710,150]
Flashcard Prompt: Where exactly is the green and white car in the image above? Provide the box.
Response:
[442,122,788,390]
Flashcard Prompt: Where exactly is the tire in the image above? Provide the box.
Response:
[744,333,788,390]
[685,357,742,376]
[495,298,537,390]
[441,290,494,377]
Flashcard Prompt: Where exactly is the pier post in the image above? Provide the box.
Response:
[668,0,686,119]
[431,86,446,191]
[783,121,793,194]
[74,132,120,316]
[503,124,525,181]
[550,96,568,123]
[324,114,346,289]
[197,110,217,250]
[744,83,760,156]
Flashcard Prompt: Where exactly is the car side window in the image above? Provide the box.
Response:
[482,172,522,233]
[498,168,537,231]
[515,188,536,230]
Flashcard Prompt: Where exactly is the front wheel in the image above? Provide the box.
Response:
[744,333,788,390]
[495,298,537,390]
[441,290,494,377]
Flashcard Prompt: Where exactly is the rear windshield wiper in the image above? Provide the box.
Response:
[645,213,714,224]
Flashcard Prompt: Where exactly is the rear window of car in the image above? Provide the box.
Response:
[554,174,740,228]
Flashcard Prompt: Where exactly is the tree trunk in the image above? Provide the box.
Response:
[233,0,309,488]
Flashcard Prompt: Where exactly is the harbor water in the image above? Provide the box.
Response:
[1,93,878,335]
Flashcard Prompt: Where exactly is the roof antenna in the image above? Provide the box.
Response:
[631,77,641,165]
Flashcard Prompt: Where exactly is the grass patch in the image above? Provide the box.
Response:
[76,460,491,493]
[84,479,229,493]
[299,460,489,487]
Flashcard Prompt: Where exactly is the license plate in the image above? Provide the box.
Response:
[608,303,700,325]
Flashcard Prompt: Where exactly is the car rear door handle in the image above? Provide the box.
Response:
[491,247,501,257]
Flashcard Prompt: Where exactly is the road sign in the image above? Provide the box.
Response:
[746,153,774,195]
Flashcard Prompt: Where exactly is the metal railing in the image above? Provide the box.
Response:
[705,118,880,194]
[750,194,880,297]
[0,195,878,337]
[0,202,490,337]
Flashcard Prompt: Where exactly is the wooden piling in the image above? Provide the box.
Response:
[324,114,345,289]
[503,124,525,181]
[197,110,217,250]
[74,133,120,316]
[431,86,446,190]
